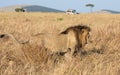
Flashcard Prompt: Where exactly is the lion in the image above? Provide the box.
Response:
[60,25,91,56]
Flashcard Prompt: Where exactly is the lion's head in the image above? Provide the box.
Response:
[77,25,91,48]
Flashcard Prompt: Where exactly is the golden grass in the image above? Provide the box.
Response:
[0,12,120,75]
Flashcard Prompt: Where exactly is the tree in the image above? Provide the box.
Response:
[86,4,94,12]
[15,8,25,12]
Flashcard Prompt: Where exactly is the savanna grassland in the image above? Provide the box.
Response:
[0,12,120,75]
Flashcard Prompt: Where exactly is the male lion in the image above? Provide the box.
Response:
[60,25,91,56]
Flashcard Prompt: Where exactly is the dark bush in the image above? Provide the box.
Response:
[15,8,25,12]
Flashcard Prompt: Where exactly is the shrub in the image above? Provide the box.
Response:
[15,8,25,12]
[57,18,64,21]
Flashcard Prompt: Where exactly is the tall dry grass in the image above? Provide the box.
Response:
[0,12,120,75]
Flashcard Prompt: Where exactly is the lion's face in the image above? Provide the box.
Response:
[79,29,90,47]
